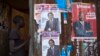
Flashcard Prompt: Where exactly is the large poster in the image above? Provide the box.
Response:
[71,3,97,40]
[34,4,61,33]
[34,4,61,56]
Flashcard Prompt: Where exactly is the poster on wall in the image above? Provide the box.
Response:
[34,4,61,34]
[34,4,61,56]
[42,32,60,56]
[55,0,73,24]
[55,0,73,12]
[71,3,97,41]
[81,39,97,56]
[63,0,73,24]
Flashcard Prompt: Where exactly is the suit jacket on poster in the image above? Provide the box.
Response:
[46,45,60,56]
[73,21,93,37]
[45,18,60,33]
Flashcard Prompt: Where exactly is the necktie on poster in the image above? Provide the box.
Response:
[82,23,84,30]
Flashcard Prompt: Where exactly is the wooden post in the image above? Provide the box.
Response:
[29,0,34,56]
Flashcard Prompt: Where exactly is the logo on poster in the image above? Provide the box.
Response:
[35,4,58,11]
[86,12,96,19]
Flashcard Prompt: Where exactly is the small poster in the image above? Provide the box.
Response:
[81,39,97,56]
[55,0,73,24]
[55,0,73,12]
[71,3,97,40]
[42,31,60,56]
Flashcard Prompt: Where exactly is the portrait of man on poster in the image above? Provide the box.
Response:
[73,12,93,37]
[45,12,60,33]
[46,39,59,56]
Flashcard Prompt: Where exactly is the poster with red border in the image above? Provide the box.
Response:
[71,2,97,41]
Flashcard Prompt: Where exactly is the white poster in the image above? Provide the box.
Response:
[34,4,61,56]
[42,32,60,56]
[34,4,61,34]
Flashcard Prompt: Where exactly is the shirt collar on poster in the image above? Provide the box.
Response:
[80,21,84,25]
[51,46,54,49]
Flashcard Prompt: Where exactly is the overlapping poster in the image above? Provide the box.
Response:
[71,3,97,41]
[34,4,61,33]
[63,0,73,24]
[55,0,73,12]
[81,39,97,56]
[42,32,60,56]
[55,0,73,24]
[34,4,61,56]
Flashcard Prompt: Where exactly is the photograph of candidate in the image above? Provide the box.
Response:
[45,12,60,33]
[73,12,93,37]
[46,39,59,56]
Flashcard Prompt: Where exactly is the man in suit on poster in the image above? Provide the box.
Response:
[45,12,60,33]
[46,39,60,56]
[73,12,93,37]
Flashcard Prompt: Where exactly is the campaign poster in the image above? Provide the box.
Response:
[55,0,73,12]
[34,4,61,56]
[64,0,73,24]
[42,32,60,56]
[55,0,73,24]
[81,39,97,56]
[71,3,97,41]
[34,4,61,34]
